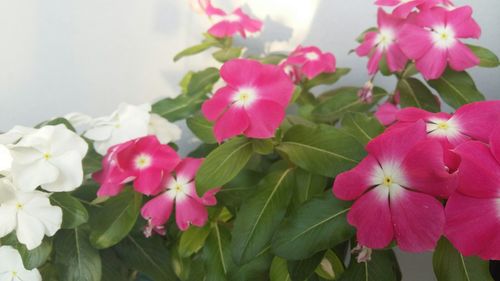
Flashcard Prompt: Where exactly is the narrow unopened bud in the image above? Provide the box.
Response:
[358,81,374,103]
[351,244,373,263]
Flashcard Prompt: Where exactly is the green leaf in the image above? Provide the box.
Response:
[203,224,235,281]
[291,169,327,207]
[216,169,262,212]
[467,44,500,68]
[272,193,354,260]
[228,252,274,281]
[341,112,384,146]
[270,257,291,281]
[338,250,401,281]
[179,225,211,257]
[276,124,365,177]
[213,47,243,63]
[258,53,288,65]
[313,87,387,123]
[115,235,179,281]
[152,68,219,121]
[186,114,217,144]
[304,68,351,90]
[195,137,254,196]
[54,227,102,281]
[174,41,218,62]
[231,168,296,264]
[398,78,440,112]
[36,117,76,131]
[433,238,493,281]
[427,69,485,109]
[1,234,52,270]
[89,188,142,249]
[287,251,325,281]
[315,250,345,280]
[82,144,103,175]
[50,192,89,229]
[252,139,275,155]
[101,250,129,281]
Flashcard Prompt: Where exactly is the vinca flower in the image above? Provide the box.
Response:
[375,0,453,18]
[94,135,181,196]
[0,246,41,281]
[444,127,500,260]
[202,59,294,142]
[0,179,62,250]
[356,9,409,74]
[333,121,456,251]
[398,6,481,79]
[281,45,336,80]
[200,0,262,38]
[141,158,218,234]
[9,125,88,192]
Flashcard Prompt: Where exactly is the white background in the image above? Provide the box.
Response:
[1,1,498,280]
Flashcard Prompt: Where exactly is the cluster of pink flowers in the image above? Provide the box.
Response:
[333,101,500,259]
[198,0,262,38]
[357,1,481,79]
[93,135,218,235]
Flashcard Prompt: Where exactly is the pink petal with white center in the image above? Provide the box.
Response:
[452,100,500,143]
[366,120,426,165]
[141,193,174,226]
[390,185,445,252]
[367,48,384,75]
[447,41,479,71]
[243,99,285,139]
[333,155,380,201]
[415,46,448,80]
[377,8,402,29]
[213,106,250,142]
[175,158,203,183]
[386,43,408,72]
[402,139,457,198]
[220,59,263,86]
[347,186,394,249]
[375,102,399,126]
[445,193,500,260]
[490,126,500,164]
[254,64,294,107]
[454,141,500,198]
[175,195,209,231]
[398,24,434,59]
[133,169,164,196]
[356,32,378,57]
[202,86,235,121]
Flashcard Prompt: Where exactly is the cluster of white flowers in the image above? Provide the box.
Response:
[0,246,42,281]
[66,103,182,155]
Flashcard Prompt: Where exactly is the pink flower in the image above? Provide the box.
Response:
[398,6,481,80]
[333,121,457,252]
[375,0,453,18]
[374,102,400,126]
[200,0,262,38]
[444,127,500,260]
[93,136,181,196]
[281,46,336,80]
[356,9,409,75]
[141,158,219,233]
[202,59,294,142]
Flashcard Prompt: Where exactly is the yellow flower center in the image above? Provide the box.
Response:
[43,152,52,160]
[135,154,152,169]
[383,176,393,187]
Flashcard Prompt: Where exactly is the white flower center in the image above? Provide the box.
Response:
[167,178,190,201]
[305,52,319,61]
[376,29,395,49]
[371,161,408,190]
[233,88,257,107]
[134,154,152,170]
[426,118,460,139]
[432,26,456,49]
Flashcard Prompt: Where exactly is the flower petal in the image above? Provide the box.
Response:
[16,212,47,250]
[220,59,263,86]
[333,155,380,201]
[415,46,448,80]
[201,86,235,121]
[133,169,164,196]
[42,151,84,192]
[141,193,174,226]
[12,159,59,192]
[447,41,479,71]
[213,106,250,142]
[175,158,203,183]
[390,185,445,252]
[347,186,394,249]
[244,100,285,139]
[452,100,500,143]
[175,195,208,231]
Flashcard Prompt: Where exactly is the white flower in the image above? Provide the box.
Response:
[148,113,182,144]
[9,125,88,192]
[0,246,41,281]
[64,112,94,133]
[0,179,62,250]
[84,103,151,155]
[0,145,12,174]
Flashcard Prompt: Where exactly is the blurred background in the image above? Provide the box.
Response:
[1,1,498,280]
